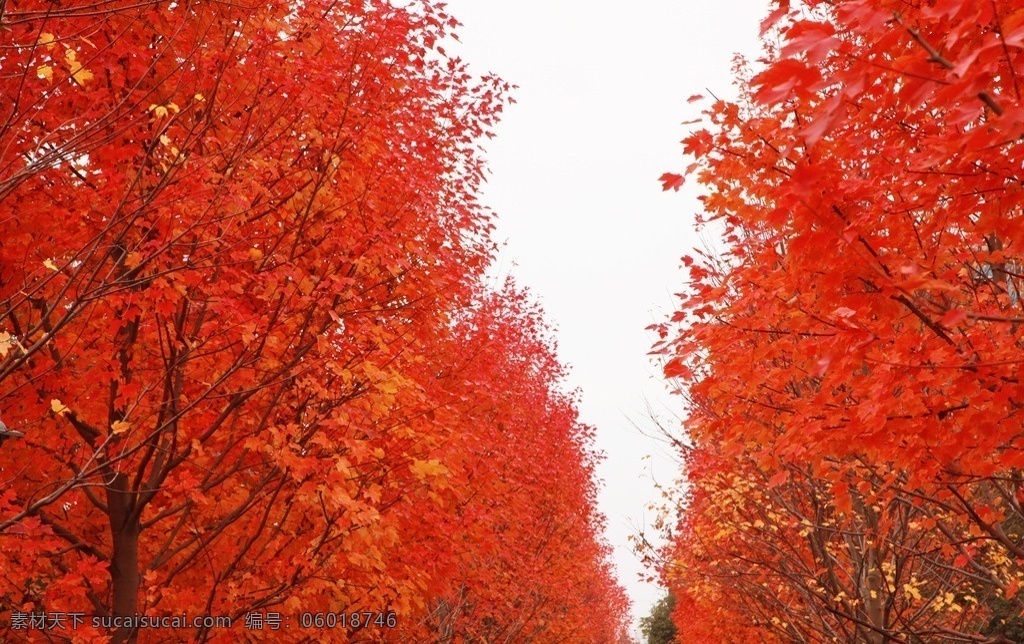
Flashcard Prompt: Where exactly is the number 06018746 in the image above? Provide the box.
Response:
[299,612,397,629]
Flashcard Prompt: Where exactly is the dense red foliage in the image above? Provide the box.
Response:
[656,0,1024,641]
[0,1,628,641]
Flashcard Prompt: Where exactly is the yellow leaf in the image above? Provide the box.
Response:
[159,134,171,146]
[167,102,180,113]
[38,33,56,50]
[43,259,59,271]
[410,458,448,480]
[125,252,142,269]
[194,93,206,102]
[147,103,173,118]
[64,49,93,86]
[36,65,53,82]
[0,331,11,358]
[111,420,131,435]
[51,399,69,415]
[71,66,94,86]
[376,379,399,395]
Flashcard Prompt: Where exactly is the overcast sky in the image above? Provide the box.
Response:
[442,0,767,636]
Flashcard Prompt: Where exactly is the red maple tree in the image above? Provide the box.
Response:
[0,1,628,641]
[656,0,1024,641]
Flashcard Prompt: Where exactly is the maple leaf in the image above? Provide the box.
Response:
[659,172,685,192]
[760,0,791,36]
[810,354,831,377]
[939,308,967,327]
[663,356,692,379]
[63,49,93,86]
[751,57,820,105]
[410,458,448,480]
[682,130,714,157]
[781,20,840,64]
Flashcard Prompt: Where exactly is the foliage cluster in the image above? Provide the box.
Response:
[655,0,1024,641]
[0,1,629,641]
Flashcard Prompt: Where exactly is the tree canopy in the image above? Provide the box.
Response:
[655,0,1024,641]
[0,1,629,641]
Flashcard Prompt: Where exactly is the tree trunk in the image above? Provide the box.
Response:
[108,472,141,644]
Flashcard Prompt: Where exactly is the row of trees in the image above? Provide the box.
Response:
[655,0,1024,641]
[0,0,628,641]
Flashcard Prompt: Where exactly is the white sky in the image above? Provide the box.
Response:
[443,1,766,637]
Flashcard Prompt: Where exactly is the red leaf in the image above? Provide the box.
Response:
[760,0,791,36]
[940,308,967,327]
[768,470,788,487]
[682,130,714,157]
[659,172,685,192]
[801,94,846,145]
[1008,580,1020,600]
[751,58,821,105]
[811,355,831,377]
[782,21,839,64]
[664,357,693,379]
